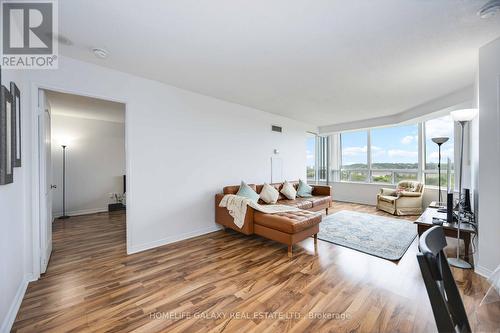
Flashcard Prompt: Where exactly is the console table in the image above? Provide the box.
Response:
[414,207,476,260]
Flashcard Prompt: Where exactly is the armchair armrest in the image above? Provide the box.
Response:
[311,185,332,197]
[399,191,422,197]
[379,188,397,196]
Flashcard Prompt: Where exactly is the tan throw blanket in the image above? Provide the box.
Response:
[219,194,299,229]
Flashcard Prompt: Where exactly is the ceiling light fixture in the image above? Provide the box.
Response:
[478,0,500,18]
[92,48,109,59]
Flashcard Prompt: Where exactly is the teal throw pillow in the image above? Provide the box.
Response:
[236,181,260,202]
[297,179,313,197]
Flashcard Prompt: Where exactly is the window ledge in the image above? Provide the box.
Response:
[333,181,395,186]
[332,181,458,192]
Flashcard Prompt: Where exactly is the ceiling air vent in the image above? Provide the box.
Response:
[272,125,282,133]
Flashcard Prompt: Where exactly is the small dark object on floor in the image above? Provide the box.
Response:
[108,203,125,212]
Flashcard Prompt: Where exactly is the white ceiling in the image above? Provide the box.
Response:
[46,90,125,123]
[58,0,500,126]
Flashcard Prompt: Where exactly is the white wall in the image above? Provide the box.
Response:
[0,70,32,332]
[476,37,500,276]
[51,115,125,216]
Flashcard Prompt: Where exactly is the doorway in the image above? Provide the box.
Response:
[36,88,127,275]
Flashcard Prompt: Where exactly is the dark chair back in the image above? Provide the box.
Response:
[416,226,471,333]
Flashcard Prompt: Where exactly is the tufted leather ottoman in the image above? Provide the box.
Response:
[253,210,322,257]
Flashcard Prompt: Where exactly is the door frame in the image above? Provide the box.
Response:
[31,82,130,279]
[38,91,52,274]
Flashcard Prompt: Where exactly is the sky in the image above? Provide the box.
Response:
[341,124,420,166]
[425,115,454,166]
[306,115,454,168]
[341,116,454,166]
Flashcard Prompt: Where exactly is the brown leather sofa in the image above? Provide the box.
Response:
[215,181,333,257]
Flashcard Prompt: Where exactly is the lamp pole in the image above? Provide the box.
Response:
[448,121,471,269]
[438,143,442,203]
[59,145,70,220]
[431,137,449,205]
[447,108,477,270]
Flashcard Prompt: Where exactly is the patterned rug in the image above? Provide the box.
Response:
[318,210,417,261]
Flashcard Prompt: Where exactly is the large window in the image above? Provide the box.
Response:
[424,115,454,188]
[370,124,419,183]
[306,134,316,182]
[340,130,368,182]
[336,115,456,187]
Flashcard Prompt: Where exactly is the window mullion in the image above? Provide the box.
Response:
[316,135,320,183]
[367,129,372,183]
[418,122,424,182]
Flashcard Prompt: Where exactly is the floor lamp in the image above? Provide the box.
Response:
[448,109,477,269]
[58,144,70,220]
[431,137,449,205]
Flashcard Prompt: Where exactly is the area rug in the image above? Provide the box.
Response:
[318,210,417,261]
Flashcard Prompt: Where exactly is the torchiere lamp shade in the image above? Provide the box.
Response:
[431,137,449,145]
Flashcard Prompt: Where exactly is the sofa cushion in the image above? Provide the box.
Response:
[236,181,260,202]
[278,198,313,209]
[224,183,257,195]
[280,181,297,200]
[397,181,423,193]
[254,210,322,233]
[259,183,279,204]
[256,183,287,201]
[309,195,331,207]
[297,179,313,197]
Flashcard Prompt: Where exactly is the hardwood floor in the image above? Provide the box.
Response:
[12,203,500,332]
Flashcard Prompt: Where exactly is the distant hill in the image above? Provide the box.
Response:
[341,162,451,170]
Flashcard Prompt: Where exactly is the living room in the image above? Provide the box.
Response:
[0,1,499,332]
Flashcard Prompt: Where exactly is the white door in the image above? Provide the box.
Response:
[39,89,53,273]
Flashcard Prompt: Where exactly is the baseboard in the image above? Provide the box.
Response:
[0,273,32,333]
[128,225,222,255]
[334,199,377,206]
[475,265,493,279]
[53,207,108,218]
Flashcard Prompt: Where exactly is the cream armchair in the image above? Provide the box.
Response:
[376,181,424,216]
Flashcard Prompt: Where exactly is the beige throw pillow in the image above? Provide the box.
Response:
[280,181,297,200]
[260,183,279,204]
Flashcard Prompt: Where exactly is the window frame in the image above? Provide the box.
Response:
[336,117,455,188]
[307,133,330,184]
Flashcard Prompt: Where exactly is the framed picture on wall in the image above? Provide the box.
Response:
[10,82,21,167]
[0,85,14,184]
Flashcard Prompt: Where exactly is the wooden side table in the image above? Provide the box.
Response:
[414,207,476,260]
